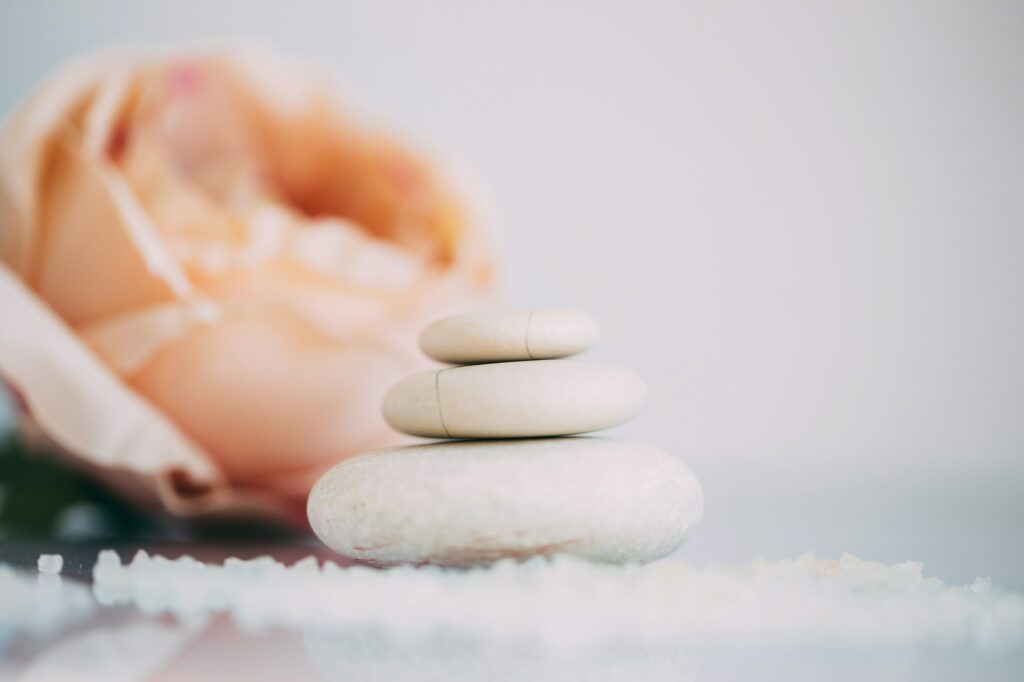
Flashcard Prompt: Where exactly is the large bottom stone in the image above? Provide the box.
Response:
[307,437,703,567]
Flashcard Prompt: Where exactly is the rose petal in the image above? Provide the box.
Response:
[0,261,216,482]
[32,138,190,324]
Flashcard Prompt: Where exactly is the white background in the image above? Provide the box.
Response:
[1,1,1022,585]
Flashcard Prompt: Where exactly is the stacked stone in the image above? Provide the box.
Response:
[307,308,704,568]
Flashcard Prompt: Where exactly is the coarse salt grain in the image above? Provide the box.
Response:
[37,553,64,574]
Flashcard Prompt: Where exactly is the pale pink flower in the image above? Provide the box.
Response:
[0,45,496,522]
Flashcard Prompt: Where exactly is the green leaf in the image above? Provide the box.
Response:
[0,435,153,539]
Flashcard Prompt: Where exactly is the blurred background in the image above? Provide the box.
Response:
[1,1,1022,585]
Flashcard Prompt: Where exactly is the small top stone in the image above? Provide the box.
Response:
[419,308,600,364]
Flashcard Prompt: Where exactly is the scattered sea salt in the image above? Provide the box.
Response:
[90,551,1024,652]
[0,564,94,642]
[37,554,63,575]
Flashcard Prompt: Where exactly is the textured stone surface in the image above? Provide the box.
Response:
[307,437,703,567]
[381,359,645,438]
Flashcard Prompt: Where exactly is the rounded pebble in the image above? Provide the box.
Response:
[381,360,645,438]
[419,308,600,364]
[307,438,703,567]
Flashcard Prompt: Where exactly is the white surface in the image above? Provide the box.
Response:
[307,438,701,566]
[0,1,1022,585]
[419,308,600,364]
[382,360,645,438]
[15,621,197,682]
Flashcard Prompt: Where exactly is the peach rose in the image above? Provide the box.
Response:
[0,45,495,521]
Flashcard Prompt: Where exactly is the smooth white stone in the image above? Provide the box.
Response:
[381,360,645,438]
[419,308,600,364]
[307,438,703,567]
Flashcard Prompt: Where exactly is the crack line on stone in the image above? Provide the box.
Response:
[434,368,452,438]
[524,309,536,360]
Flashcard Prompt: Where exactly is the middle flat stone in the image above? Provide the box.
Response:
[381,359,646,438]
